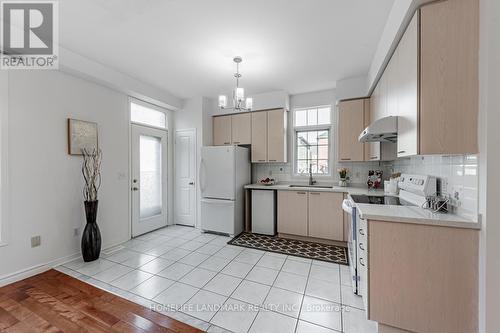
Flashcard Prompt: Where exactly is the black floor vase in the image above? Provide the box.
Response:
[82,200,101,262]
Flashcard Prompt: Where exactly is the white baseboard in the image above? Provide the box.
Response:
[0,238,130,287]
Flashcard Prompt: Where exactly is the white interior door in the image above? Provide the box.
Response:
[174,129,196,226]
[131,124,168,237]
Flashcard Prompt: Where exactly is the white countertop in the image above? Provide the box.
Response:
[244,183,481,230]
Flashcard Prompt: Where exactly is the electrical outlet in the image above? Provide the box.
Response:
[31,236,41,248]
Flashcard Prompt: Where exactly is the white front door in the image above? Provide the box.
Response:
[131,124,168,237]
[174,129,197,226]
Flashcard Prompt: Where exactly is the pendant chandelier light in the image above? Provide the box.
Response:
[218,56,253,111]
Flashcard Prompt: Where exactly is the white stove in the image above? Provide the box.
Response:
[342,174,437,299]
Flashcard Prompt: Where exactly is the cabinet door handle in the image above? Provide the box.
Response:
[296,192,307,195]
[258,159,266,162]
[398,150,406,154]
[224,142,231,145]
[359,228,365,236]
[310,192,320,195]
[269,159,277,162]
[340,158,351,161]
[233,141,240,144]
[370,156,378,160]
[359,242,365,251]
[359,257,365,266]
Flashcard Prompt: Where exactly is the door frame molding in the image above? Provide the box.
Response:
[128,97,173,239]
[174,128,198,227]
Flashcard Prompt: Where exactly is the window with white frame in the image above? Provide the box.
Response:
[294,106,332,175]
[130,100,167,129]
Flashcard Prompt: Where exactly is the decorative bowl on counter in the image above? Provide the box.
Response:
[259,177,276,186]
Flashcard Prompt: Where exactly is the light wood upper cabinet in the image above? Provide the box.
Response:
[338,99,366,162]
[277,191,308,236]
[251,111,268,162]
[267,109,287,163]
[213,115,232,146]
[420,0,479,154]
[308,192,343,241]
[397,12,419,157]
[231,113,251,145]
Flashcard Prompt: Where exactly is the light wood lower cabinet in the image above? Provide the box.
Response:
[277,190,344,241]
[277,191,308,236]
[308,192,344,241]
[368,220,478,333]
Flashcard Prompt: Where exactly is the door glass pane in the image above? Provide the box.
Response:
[140,135,162,219]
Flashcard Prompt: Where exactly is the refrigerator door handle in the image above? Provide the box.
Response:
[199,158,206,193]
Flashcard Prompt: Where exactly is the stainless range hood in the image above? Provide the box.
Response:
[358,116,398,143]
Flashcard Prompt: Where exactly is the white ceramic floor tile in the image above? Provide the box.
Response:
[160,248,192,261]
[341,285,364,310]
[245,266,279,286]
[203,273,242,296]
[263,287,303,318]
[182,289,228,322]
[157,262,195,281]
[153,282,199,310]
[234,251,264,265]
[305,278,341,303]
[199,256,232,272]
[295,320,339,333]
[110,270,153,290]
[221,261,253,278]
[130,275,175,299]
[92,264,134,283]
[264,251,288,259]
[309,264,340,283]
[105,249,138,263]
[196,244,224,255]
[63,258,86,270]
[76,259,116,276]
[312,260,340,269]
[340,264,352,287]
[299,296,342,332]
[256,254,286,270]
[169,311,211,331]
[208,236,231,247]
[143,244,175,257]
[343,306,378,333]
[180,267,217,288]
[121,253,156,268]
[210,298,259,333]
[166,237,190,247]
[287,256,312,264]
[214,246,243,260]
[179,252,210,266]
[232,280,270,305]
[194,234,218,243]
[273,271,308,294]
[179,240,205,251]
[248,310,298,333]
[207,324,233,333]
[139,258,175,274]
[281,259,311,276]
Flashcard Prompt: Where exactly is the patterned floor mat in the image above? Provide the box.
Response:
[228,232,348,265]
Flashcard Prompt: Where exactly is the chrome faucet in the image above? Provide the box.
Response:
[309,164,317,185]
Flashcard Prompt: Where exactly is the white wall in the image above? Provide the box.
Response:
[479,0,500,331]
[335,76,369,101]
[0,70,131,282]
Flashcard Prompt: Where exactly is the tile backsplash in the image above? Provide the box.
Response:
[252,154,479,220]
[391,155,478,219]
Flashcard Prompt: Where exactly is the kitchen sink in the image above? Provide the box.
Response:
[288,184,334,189]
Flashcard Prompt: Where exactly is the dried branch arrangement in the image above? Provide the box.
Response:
[82,148,102,202]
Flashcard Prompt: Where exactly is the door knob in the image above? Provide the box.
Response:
[132,187,139,191]
[189,182,195,185]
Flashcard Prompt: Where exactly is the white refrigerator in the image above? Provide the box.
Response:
[200,146,250,236]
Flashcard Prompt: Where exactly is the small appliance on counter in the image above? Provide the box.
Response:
[258,177,276,186]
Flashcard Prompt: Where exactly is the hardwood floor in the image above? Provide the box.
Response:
[0,269,203,333]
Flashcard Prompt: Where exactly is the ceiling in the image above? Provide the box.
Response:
[60,0,395,99]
